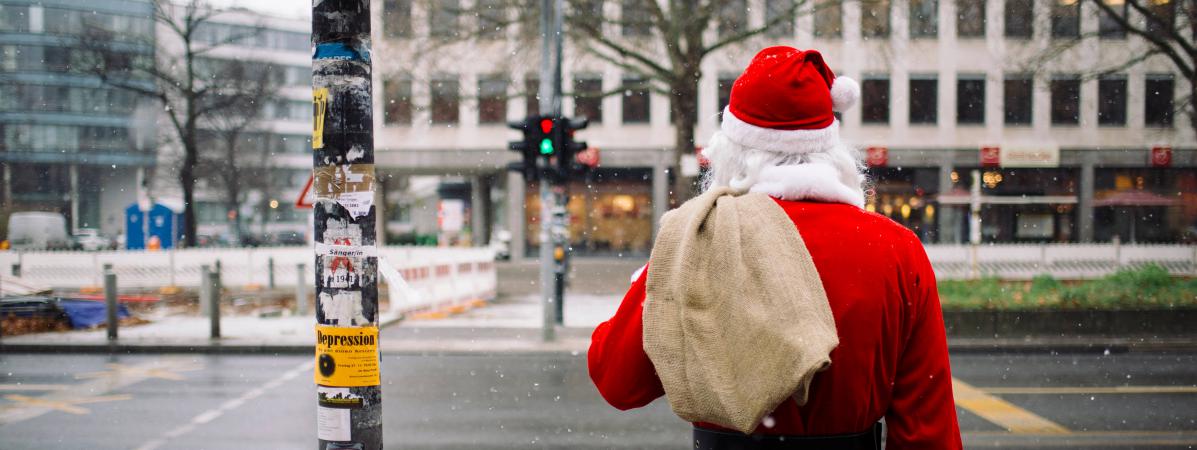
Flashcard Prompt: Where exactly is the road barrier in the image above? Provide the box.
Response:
[923,243,1196,280]
[0,246,497,313]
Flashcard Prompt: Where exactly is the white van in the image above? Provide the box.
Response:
[7,212,71,250]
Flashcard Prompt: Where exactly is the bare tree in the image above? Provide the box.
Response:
[78,0,267,247]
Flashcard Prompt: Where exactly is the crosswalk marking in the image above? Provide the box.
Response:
[953,377,1071,434]
[980,385,1197,395]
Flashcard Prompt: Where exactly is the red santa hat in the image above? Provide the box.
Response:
[721,46,859,154]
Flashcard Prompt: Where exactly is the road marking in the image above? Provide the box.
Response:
[952,377,1070,434]
[964,430,1197,446]
[3,394,131,415]
[0,384,69,392]
[981,385,1197,395]
[134,360,313,450]
[0,357,201,425]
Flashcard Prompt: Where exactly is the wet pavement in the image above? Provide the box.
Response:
[0,351,1194,449]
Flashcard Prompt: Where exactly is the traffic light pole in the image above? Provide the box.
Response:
[537,0,567,341]
[312,1,382,449]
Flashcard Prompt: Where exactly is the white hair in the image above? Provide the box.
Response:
[700,128,869,200]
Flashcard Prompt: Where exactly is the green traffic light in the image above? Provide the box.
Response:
[539,138,554,155]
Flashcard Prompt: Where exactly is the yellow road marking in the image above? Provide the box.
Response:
[4,394,131,415]
[981,385,1197,395]
[0,384,69,392]
[953,377,1070,434]
[76,361,202,382]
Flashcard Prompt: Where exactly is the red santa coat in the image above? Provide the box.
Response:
[588,198,963,449]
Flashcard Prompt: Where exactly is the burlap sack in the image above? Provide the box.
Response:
[643,188,839,434]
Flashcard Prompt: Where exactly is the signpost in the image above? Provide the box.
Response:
[312,1,381,448]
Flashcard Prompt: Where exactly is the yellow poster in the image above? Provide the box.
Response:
[313,88,329,149]
[314,325,379,387]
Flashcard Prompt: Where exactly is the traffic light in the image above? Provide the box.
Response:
[507,115,547,181]
[509,115,592,182]
[555,117,589,176]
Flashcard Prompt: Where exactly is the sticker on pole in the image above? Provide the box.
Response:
[314,325,380,387]
[316,386,361,442]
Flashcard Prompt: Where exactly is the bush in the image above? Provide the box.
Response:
[938,264,1197,311]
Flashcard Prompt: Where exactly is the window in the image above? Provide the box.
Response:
[383,0,412,38]
[429,0,460,38]
[621,0,652,36]
[1050,76,1080,125]
[621,76,650,123]
[0,4,29,32]
[383,79,412,125]
[719,0,748,37]
[1051,0,1079,39]
[478,76,508,124]
[1004,0,1033,38]
[477,0,506,39]
[525,76,540,117]
[957,77,985,125]
[1097,76,1126,126]
[909,0,938,38]
[1146,0,1176,38]
[573,76,603,123]
[861,77,890,124]
[716,77,735,122]
[909,77,938,124]
[1145,75,1174,127]
[814,0,843,37]
[1004,76,1033,125]
[430,77,460,124]
[861,0,890,38]
[765,0,795,38]
[957,0,985,37]
[1098,0,1127,38]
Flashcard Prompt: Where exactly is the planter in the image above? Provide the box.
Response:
[943,309,1196,338]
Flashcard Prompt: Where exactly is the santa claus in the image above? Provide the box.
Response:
[588,46,962,449]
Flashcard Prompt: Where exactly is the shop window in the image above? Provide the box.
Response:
[861,0,890,38]
[1004,0,1032,38]
[1098,0,1127,39]
[1145,75,1174,127]
[765,0,795,38]
[862,77,890,124]
[573,76,603,123]
[909,0,938,38]
[478,76,508,125]
[957,77,985,125]
[716,77,735,122]
[1051,0,1079,39]
[957,0,985,38]
[1050,76,1080,125]
[525,76,540,117]
[430,77,460,124]
[719,0,747,37]
[383,78,412,125]
[814,0,843,37]
[1097,76,1126,126]
[909,77,938,124]
[621,76,650,124]
[383,0,411,38]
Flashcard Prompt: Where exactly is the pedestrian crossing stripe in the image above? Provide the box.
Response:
[953,378,1070,434]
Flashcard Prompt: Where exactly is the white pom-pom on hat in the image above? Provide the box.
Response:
[830,76,860,112]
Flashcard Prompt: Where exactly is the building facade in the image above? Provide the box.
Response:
[0,0,156,239]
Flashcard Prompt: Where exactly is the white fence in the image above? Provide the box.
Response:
[924,243,1197,280]
[0,246,497,313]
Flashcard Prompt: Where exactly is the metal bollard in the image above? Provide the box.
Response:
[296,262,308,315]
[11,263,19,278]
[105,270,118,341]
[208,270,221,339]
[268,257,276,289]
[199,264,211,317]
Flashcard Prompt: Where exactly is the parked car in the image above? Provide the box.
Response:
[7,212,72,251]
[72,228,113,251]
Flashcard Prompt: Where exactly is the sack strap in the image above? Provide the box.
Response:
[693,422,882,450]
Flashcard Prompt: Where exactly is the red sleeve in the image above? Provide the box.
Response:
[587,267,665,410]
[885,243,963,449]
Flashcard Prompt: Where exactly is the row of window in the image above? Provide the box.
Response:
[382,75,651,125]
[0,83,139,115]
[381,0,1182,41]
[381,72,1176,128]
[0,45,152,77]
[853,74,1174,127]
[196,131,310,155]
[194,57,310,88]
[0,5,154,41]
[1,124,132,153]
[193,22,308,52]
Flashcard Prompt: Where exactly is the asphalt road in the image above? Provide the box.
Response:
[0,351,1194,449]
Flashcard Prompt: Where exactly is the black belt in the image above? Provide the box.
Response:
[693,422,882,450]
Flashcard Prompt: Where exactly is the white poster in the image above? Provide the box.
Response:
[317,406,350,441]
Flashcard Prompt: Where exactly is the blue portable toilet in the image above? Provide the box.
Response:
[125,204,147,249]
[147,203,182,249]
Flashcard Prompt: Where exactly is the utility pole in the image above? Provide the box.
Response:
[537,0,565,341]
[312,1,381,449]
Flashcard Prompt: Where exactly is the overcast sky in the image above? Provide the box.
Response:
[209,0,311,21]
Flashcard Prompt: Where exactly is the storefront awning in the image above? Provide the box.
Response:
[1094,190,1179,207]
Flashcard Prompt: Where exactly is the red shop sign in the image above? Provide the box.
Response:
[980,146,1001,168]
[1151,146,1172,167]
[866,146,888,167]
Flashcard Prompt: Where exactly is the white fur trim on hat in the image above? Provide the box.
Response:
[830,76,860,112]
[721,106,840,154]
